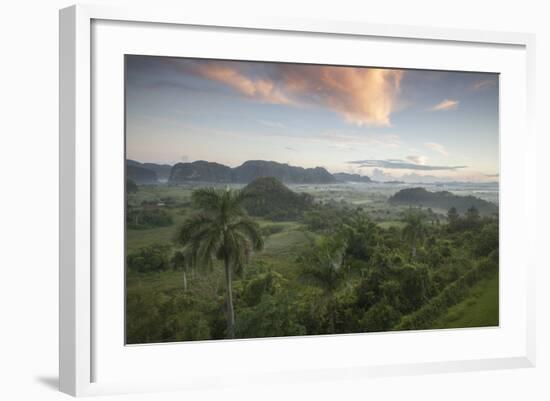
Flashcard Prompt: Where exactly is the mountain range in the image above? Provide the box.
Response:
[126,159,372,184]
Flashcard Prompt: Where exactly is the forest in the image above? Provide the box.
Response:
[125,177,499,344]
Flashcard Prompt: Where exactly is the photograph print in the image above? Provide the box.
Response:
[125,55,499,344]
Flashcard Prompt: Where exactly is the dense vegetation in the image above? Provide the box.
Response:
[242,177,314,220]
[389,187,498,216]
[126,178,499,344]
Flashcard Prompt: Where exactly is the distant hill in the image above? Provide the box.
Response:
[126,160,158,184]
[169,160,232,183]
[169,160,335,184]
[333,172,372,183]
[388,187,498,216]
[143,162,172,181]
[233,160,335,184]
[241,177,314,221]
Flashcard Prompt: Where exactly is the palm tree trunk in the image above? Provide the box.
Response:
[183,270,188,292]
[224,259,235,339]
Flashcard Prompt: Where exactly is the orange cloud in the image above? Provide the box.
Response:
[194,63,404,126]
[197,64,292,105]
[429,99,459,111]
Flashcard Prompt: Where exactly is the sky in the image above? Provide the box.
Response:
[125,55,499,183]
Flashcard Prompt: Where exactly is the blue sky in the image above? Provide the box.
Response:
[126,55,499,182]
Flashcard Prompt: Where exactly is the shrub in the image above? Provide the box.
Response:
[127,244,171,273]
[127,208,173,229]
[241,270,286,307]
[235,294,307,338]
[395,252,498,330]
[395,264,434,314]
[361,300,401,332]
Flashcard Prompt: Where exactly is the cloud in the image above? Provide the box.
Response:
[280,66,404,126]
[472,79,497,91]
[348,159,467,171]
[406,155,427,165]
[485,173,499,178]
[371,168,395,181]
[196,64,292,105]
[424,142,449,156]
[188,61,404,126]
[429,99,459,111]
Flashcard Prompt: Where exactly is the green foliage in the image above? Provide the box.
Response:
[235,294,307,338]
[127,244,171,273]
[395,264,434,313]
[389,187,498,216]
[126,289,167,343]
[361,300,401,332]
[447,206,459,225]
[242,177,313,221]
[125,183,500,343]
[396,251,498,330]
[401,209,428,259]
[175,187,264,338]
[175,188,264,273]
[302,208,345,232]
[474,222,499,257]
[127,208,173,229]
[241,270,286,306]
[433,273,499,329]
[126,178,138,194]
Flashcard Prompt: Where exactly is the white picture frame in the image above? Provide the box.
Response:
[59,4,536,397]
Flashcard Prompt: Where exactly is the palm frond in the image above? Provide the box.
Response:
[228,217,264,251]
[191,188,223,213]
[175,213,216,245]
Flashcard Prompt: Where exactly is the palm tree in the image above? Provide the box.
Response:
[171,250,190,292]
[301,236,347,333]
[175,188,263,339]
[402,210,427,260]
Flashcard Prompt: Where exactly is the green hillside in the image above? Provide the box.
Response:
[433,273,499,329]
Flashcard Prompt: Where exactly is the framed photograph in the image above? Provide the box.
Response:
[59,4,536,397]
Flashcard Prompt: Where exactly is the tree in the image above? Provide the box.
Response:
[402,211,427,259]
[175,188,264,339]
[465,206,480,229]
[361,300,401,332]
[397,264,433,313]
[447,206,459,230]
[171,250,190,292]
[474,222,499,256]
[127,244,171,273]
[300,236,347,333]
[126,178,138,194]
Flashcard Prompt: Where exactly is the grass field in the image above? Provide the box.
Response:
[433,272,499,329]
